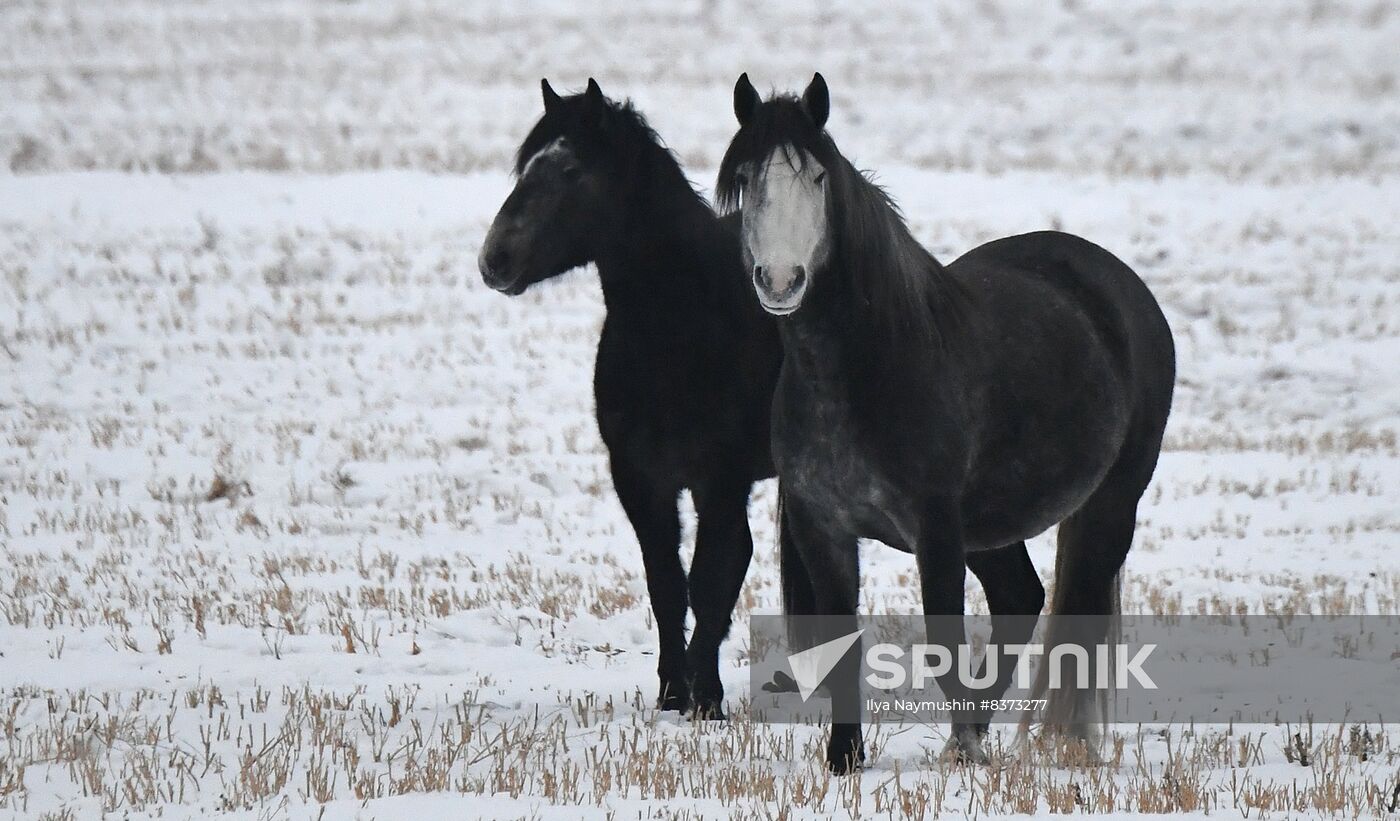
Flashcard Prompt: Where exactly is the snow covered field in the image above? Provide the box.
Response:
[2,1,1399,818]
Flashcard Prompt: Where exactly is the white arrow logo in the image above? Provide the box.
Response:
[787,629,865,702]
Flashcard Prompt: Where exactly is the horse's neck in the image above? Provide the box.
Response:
[594,194,727,316]
[774,272,855,379]
[778,265,935,399]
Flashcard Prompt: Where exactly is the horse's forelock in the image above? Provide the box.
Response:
[717,97,832,212]
[513,94,667,177]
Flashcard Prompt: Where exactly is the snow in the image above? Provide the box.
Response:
[2,0,1399,817]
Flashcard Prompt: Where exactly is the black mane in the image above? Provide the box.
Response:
[716,96,971,350]
[515,92,705,215]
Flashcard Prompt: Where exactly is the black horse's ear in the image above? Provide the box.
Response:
[582,78,608,128]
[801,72,829,129]
[734,73,760,126]
[584,77,604,106]
[541,78,561,113]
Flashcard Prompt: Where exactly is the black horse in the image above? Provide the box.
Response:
[478,79,781,717]
[718,74,1175,773]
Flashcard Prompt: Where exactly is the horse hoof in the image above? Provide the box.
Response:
[827,737,866,775]
[657,686,690,713]
[827,749,866,776]
[942,729,989,765]
[688,700,728,721]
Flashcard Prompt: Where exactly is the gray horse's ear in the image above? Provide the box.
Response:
[801,72,829,129]
[734,73,760,126]
[585,77,604,105]
[541,78,562,113]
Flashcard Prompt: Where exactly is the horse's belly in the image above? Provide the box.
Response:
[961,478,1096,550]
[960,409,1128,549]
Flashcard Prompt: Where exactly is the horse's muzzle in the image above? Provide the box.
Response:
[478,241,523,294]
[753,264,808,315]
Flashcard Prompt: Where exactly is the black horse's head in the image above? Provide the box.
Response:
[478,79,619,295]
[716,73,835,315]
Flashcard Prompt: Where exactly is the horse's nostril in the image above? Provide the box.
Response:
[484,247,510,277]
[753,265,769,289]
[792,265,807,290]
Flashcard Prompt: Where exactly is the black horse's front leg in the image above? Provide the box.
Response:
[610,458,688,711]
[784,495,864,774]
[685,477,756,719]
[913,495,986,763]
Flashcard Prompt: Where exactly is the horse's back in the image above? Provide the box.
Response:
[950,230,1174,420]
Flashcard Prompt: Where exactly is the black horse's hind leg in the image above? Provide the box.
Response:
[1039,479,1140,745]
[784,496,863,775]
[611,459,689,711]
[685,477,756,719]
[963,541,1045,743]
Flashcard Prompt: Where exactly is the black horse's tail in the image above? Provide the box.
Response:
[776,486,816,647]
[777,488,798,614]
[1021,543,1122,750]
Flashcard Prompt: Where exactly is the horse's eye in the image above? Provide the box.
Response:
[562,166,582,181]
[814,171,827,185]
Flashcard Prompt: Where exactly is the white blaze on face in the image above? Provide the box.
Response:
[742,146,828,315]
[520,136,571,178]
[480,137,574,282]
